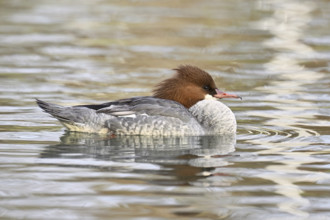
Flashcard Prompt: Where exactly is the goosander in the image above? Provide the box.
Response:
[37,65,241,136]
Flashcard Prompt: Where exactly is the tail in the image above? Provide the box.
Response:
[36,99,73,123]
[36,99,107,133]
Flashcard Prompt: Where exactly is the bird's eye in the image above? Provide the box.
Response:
[203,85,211,91]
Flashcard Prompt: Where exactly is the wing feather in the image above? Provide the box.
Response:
[94,96,193,122]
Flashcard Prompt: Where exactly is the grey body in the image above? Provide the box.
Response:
[36,96,236,136]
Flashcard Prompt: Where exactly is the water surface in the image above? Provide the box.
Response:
[0,0,330,219]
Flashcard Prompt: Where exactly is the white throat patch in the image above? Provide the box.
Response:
[204,94,217,100]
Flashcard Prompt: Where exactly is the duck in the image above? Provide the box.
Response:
[36,65,241,136]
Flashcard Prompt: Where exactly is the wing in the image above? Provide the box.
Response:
[93,96,194,123]
[96,97,202,135]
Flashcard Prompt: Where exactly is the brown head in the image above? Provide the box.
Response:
[153,65,241,108]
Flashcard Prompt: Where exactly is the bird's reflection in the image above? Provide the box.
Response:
[41,132,236,168]
[40,132,237,185]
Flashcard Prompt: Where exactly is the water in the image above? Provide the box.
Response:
[0,0,329,219]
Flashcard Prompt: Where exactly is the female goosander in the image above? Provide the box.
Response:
[37,65,241,136]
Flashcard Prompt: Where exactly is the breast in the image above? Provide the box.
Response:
[189,99,237,134]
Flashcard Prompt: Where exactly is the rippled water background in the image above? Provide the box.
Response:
[0,0,329,219]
